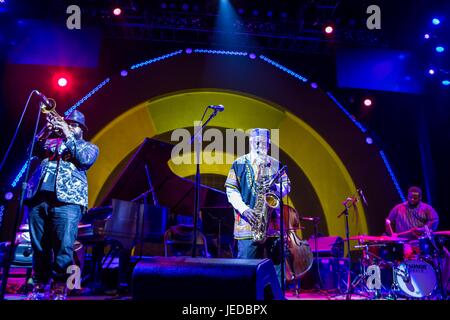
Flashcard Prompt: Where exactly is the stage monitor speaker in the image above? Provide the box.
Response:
[132,257,283,300]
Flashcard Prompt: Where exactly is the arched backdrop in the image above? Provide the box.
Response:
[28,49,404,239]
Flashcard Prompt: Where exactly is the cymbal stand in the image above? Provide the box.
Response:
[355,243,397,300]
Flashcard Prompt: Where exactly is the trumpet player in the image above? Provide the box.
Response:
[24,108,99,300]
[225,128,290,286]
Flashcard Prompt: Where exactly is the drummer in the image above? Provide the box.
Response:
[385,186,438,240]
[385,186,449,295]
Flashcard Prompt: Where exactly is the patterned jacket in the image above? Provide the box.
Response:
[25,136,99,208]
[225,154,291,239]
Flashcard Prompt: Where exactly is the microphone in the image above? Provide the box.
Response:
[357,188,368,206]
[208,105,225,112]
[35,90,54,109]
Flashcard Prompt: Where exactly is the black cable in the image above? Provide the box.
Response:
[0,91,36,174]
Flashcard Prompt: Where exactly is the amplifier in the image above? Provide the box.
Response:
[308,236,344,258]
[300,257,349,291]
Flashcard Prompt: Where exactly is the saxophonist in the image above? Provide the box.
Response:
[225,128,290,285]
[25,108,99,300]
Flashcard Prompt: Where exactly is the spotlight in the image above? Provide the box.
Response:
[424,33,430,39]
[248,53,256,59]
[185,48,193,54]
[57,77,68,87]
[324,25,334,34]
[363,98,373,107]
[113,8,122,16]
[432,18,440,25]
[428,68,435,75]
[436,46,445,53]
[310,82,318,89]
[366,137,373,145]
[120,70,128,77]
[442,80,450,86]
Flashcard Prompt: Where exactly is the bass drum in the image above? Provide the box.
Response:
[395,259,437,298]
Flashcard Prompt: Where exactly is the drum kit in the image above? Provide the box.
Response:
[349,231,449,299]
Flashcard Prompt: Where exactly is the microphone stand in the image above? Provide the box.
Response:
[279,167,286,296]
[337,195,358,300]
[0,94,43,300]
[312,217,323,291]
[190,108,220,258]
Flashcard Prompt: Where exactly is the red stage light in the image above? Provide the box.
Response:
[57,77,68,87]
[113,8,122,16]
[325,25,334,34]
[363,98,372,107]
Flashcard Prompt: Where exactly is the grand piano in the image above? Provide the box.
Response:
[78,137,233,248]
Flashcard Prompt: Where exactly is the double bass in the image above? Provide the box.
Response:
[283,206,314,281]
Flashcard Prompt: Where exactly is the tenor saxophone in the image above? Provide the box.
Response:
[251,157,281,244]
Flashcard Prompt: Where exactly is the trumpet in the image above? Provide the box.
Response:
[36,101,67,140]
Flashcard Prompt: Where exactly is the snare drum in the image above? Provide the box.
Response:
[366,241,404,265]
[395,259,437,298]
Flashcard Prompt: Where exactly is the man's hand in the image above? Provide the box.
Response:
[412,226,425,237]
[241,209,258,227]
[52,121,72,139]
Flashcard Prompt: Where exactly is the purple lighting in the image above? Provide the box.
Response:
[424,33,430,39]
[366,137,373,145]
[185,48,193,54]
[113,8,122,16]
[120,70,128,77]
[4,191,13,201]
[310,82,318,89]
[249,53,256,59]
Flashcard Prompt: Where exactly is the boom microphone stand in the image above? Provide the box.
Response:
[278,166,286,296]
[337,195,358,300]
[0,91,44,300]
[190,107,222,257]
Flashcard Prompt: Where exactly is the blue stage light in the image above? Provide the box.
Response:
[442,80,450,86]
[436,46,444,53]
[432,18,440,25]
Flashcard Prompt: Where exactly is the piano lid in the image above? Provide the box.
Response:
[98,138,230,216]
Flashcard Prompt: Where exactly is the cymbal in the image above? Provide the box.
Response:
[347,235,408,242]
[434,230,450,237]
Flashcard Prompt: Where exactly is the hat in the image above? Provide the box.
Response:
[249,128,270,140]
[64,110,88,131]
